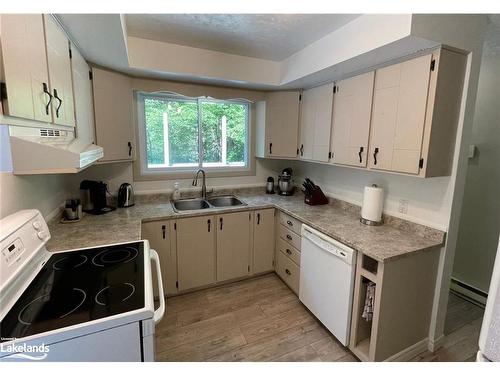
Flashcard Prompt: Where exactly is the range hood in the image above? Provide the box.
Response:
[8,126,103,174]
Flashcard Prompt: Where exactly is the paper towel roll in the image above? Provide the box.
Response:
[361,184,384,224]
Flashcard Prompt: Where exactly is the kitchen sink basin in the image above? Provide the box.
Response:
[206,196,245,207]
[171,195,246,212]
[172,198,210,212]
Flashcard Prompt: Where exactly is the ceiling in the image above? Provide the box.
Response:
[125,14,360,61]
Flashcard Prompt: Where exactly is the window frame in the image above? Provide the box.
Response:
[135,92,252,178]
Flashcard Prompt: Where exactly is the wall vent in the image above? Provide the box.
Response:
[39,129,61,137]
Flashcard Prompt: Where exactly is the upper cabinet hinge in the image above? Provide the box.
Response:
[430,59,436,71]
[69,47,72,59]
[419,158,424,169]
[89,70,93,80]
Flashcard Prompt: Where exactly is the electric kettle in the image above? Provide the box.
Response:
[118,183,135,208]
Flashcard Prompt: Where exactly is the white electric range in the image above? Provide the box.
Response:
[0,209,165,362]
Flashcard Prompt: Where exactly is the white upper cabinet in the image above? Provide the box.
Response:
[330,71,374,168]
[70,45,95,144]
[255,91,300,159]
[92,68,134,162]
[43,15,74,127]
[368,49,466,177]
[1,14,52,122]
[299,83,334,162]
[369,54,432,174]
[1,14,75,127]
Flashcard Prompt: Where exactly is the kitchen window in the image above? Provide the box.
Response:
[136,92,250,176]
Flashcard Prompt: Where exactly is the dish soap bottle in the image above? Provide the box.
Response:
[172,182,181,201]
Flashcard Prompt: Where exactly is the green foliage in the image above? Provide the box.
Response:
[144,97,247,167]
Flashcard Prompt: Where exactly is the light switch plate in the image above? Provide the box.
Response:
[398,199,409,214]
[468,145,476,159]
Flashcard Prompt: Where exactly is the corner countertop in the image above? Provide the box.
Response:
[47,191,446,263]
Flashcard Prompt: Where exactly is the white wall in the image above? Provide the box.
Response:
[453,42,500,293]
[277,160,452,230]
[0,125,70,219]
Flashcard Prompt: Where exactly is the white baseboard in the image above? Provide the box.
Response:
[428,334,445,352]
[450,278,487,306]
[385,338,429,361]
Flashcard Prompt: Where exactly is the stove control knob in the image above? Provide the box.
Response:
[37,231,48,240]
[33,221,42,230]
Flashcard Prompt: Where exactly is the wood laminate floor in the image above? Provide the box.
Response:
[155,274,484,362]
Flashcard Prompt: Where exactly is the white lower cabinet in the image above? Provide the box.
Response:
[216,211,251,282]
[176,216,216,291]
[141,220,178,296]
[252,209,275,274]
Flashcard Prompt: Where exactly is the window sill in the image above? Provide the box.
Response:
[133,166,256,181]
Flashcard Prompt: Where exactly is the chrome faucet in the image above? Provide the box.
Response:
[192,169,207,198]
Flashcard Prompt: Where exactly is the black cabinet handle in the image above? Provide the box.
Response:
[207,219,211,232]
[220,217,223,230]
[286,220,293,226]
[373,147,379,165]
[128,142,132,157]
[285,269,291,275]
[53,89,62,118]
[269,143,272,155]
[358,146,364,163]
[286,234,292,240]
[300,144,304,156]
[286,249,292,255]
[42,83,52,115]
[162,224,166,239]
[257,213,260,225]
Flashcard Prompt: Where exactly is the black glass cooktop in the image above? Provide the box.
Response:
[0,242,145,343]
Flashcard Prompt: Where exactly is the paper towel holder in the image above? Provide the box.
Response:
[360,184,384,226]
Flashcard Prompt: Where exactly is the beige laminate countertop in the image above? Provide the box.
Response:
[47,192,446,263]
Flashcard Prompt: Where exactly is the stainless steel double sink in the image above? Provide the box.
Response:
[171,195,247,212]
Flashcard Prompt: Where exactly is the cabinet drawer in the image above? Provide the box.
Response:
[278,224,301,250]
[277,250,300,294]
[279,211,302,235]
[277,238,300,266]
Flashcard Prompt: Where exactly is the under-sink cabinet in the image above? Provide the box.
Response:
[141,208,275,295]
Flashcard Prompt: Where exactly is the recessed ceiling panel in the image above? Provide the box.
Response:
[125,14,360,61]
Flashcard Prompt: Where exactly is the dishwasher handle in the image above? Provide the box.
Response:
[150,249,165,324]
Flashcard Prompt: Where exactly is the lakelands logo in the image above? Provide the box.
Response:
[1,342,50,360]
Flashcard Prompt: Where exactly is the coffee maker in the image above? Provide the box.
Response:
[80,180,116,215]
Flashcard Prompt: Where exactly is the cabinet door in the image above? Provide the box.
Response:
[253,209,275,274]
[92,68,134,161]
[330,72,374,167]
[266,91,300,158]
[176,216,216,291]
[141,220,177,296]
[1,14,51,122]
[216,211,251,282]
[369,54,432,174]
[70,46,95,144]
[299,83,334,162]
[44,15,74,127]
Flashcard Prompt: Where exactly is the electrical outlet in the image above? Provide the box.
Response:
[398,199,409,214]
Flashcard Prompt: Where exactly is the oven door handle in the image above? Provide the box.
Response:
[150,249,165,324]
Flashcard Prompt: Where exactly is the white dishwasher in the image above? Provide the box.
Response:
[299,224,356,346]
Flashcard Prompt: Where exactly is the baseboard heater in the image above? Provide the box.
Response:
[450,278,488,307]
